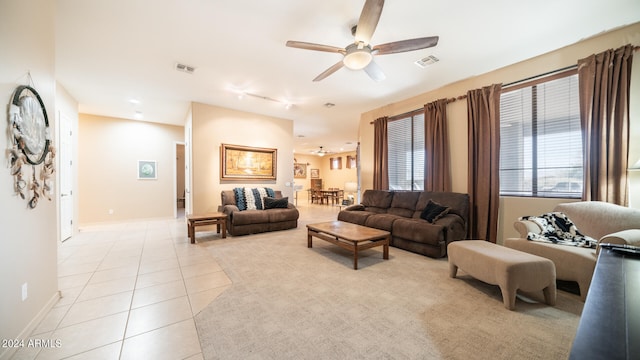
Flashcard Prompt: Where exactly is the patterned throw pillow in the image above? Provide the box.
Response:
[233,187,276,211]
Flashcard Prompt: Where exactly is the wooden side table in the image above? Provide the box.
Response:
[187,212,227,244]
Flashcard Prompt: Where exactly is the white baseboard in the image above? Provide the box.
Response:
[0,291,61,360]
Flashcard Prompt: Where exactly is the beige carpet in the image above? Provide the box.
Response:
[194,216,583,360]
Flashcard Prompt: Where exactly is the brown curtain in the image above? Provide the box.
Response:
[578,45,634,206]
[467,84,502,242]
[373,116,389,190]
[424,99,451,192]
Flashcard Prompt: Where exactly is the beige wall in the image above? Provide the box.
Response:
[0,0,59,356]
[293,151,358,189]
[78,114,184,225]
[293,151,358,203]
[358,22,640,244]
[190,102,294,213]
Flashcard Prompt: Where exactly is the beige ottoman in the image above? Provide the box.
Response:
[448,240,556,310]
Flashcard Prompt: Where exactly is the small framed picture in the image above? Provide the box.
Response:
[294,163,307,178]
[138,160,157,180]
[310,168,319,179]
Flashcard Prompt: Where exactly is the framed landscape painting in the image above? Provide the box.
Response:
[221,144,277,180]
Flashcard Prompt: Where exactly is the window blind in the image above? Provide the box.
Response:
[387,112,425,191]
[499,73,582,197]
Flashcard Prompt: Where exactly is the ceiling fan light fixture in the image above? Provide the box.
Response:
[343,44,372,70]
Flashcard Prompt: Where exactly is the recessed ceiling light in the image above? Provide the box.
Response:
[324,102,336,108]
[134,111,143,119]
[129,98,140,104]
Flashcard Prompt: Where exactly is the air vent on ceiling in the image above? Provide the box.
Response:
[175,62,196,74]
[414,55,439,68]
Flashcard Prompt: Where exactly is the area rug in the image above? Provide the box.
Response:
[194,226,583,360]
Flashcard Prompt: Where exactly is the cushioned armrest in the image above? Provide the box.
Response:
[344,204,365,211]
[597,229,640,254]
[513,220,543,238]
[221,204,239,215]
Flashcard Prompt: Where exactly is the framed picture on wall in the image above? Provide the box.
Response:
[138,160,157,180]
[310,168,319,178]
[220,143,277,180]
[347,155,357,169]
[294,163,307,178]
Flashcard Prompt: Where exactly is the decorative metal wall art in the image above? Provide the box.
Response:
[8,84,55,209]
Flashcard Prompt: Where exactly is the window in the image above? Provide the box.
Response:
[387,111,424,191]
[329,156,342,170]
[499,71,583,198]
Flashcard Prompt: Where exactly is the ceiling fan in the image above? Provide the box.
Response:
[311,146,332,157]
[286,0,438,82]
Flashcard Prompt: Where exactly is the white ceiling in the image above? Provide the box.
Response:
[55,0,640,154]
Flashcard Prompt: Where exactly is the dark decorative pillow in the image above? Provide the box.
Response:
[420,200,450,223]
[263,197,289,209]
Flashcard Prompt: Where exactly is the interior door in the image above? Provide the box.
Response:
[59,112,73,241]
[184,119,192,217]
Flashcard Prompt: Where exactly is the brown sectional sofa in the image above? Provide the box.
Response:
[220,190,299,236]
[338,190,469,258]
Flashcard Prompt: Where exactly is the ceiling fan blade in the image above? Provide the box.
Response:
[364,60,385,82]
[286,41,345,54]
[313,61,345,82]
[355,0,385,45]
[373,36,439,55]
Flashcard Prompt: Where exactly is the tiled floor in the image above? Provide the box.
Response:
[13,200,340,360]
[13,211,231,360]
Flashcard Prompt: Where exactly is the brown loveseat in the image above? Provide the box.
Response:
[337,190,469,258]
[220,189,299,236]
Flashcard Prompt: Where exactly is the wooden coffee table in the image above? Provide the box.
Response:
[187,212,227,244]
[307,220,390,270]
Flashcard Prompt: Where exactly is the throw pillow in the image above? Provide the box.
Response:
[234,187,276,211]
[264,196,289,209]
[420,200,450,223]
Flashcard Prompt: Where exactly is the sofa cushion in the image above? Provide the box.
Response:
[264,196,288,209]
[420,200,450,223]
[392,218,444,246]
[231,209,269,225]
[337,210,373,226]
[361,190,394,214]
[364,214,405,232]
[387,191,420,218]
[267,207,299,223]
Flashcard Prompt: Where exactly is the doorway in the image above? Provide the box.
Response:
[175,142,185,218]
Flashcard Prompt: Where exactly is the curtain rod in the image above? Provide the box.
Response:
[502,64,577,88]
[444,64,578,104]
[370,45,639,121]
[368,108,422,124]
